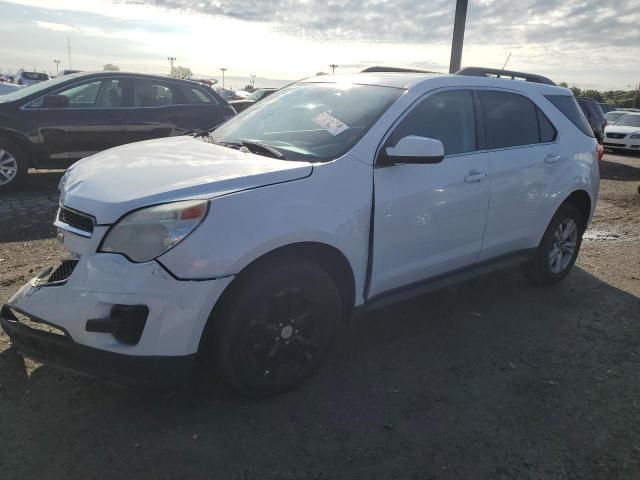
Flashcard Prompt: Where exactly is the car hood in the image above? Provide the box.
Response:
[605,125,640,134]
[60,136,313,224]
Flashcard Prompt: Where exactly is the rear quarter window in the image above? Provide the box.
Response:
[545,95,594,138]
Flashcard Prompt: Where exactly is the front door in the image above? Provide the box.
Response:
[30,77,131,164]
[369,89,492,298]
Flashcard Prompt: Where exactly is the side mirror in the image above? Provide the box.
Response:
[42,94,70,109]
[379,135,445,166]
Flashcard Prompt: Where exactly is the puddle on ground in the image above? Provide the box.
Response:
[583,229,622,241]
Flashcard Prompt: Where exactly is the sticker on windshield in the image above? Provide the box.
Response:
[312,112,349,136]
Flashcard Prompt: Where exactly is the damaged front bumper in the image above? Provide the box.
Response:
[2,250,233,388]
[1,305,195,388]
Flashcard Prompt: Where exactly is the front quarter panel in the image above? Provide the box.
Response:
[158,155,372,304]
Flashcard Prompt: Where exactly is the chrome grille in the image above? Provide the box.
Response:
[57,207,95,235]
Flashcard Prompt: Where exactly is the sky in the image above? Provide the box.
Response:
[0,0,638,90]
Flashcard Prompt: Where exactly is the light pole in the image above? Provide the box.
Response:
[53,59,60,76]
[449,0,468,73]
[167,56,177,77]
[220,68,227,89]
[329,64,338,75]
[67,37,72,69]
[250,74,256,88]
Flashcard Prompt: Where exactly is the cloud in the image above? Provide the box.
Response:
[35,20,74,32]
[123,0,640,48]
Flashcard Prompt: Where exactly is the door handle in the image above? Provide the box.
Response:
[544,153,561,164]
[464,171,487,183]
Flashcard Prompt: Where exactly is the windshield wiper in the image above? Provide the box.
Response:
[241,141,286,159]
[197,134,287,160]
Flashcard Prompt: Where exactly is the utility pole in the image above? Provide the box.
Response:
[250,74,256,88]
[167,56,177,77]
[53,59,61,76]
[449,0,468,73]
[67,37,72,69]
[220,68,227,89]
[329,64,338,74]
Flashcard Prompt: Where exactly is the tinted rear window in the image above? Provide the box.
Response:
[545,95,594,137]
[479,91,539,149]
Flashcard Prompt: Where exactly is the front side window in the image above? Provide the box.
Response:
[58,81,102,107]
[134,79,175,107]
[479,91,539,149]
[211,83,402,162]
[27,79,127,109]
[387,90,476,155]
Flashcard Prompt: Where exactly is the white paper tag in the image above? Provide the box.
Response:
[312,111,349,136]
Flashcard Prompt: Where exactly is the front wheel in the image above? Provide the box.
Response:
[0,139,27,191]
[521,204,584,285]
[209,260,343,397]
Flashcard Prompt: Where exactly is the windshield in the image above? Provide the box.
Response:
[212,83,402,162]
[0,74,78,103]
[613,115,640,127]
[605,112,626,122]
[21,72,49,81]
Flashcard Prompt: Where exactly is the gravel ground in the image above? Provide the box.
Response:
[0,154,639,480]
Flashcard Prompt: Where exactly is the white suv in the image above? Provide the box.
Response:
[2,68,600,396]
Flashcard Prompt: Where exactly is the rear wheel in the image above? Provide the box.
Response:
[0,139,27,191]
[522,204,584,285]
[209,261,342,397]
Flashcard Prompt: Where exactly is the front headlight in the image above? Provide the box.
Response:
[630,132,640,139]
[99,200,209,262]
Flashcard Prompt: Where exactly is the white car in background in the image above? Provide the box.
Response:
[14,70,50,86]
[603,112,640,151]
[2,68,600,397]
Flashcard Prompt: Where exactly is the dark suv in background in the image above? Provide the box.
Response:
[0,72,235,190]
[576,97,606,143]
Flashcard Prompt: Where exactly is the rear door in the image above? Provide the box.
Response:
[175,83,234,130]
[126,78,232,144]
[477,89,559,261]
[27,77,131,163]
[126,77,182,143]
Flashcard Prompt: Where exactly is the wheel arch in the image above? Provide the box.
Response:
[198,241,357,354]
[562,189,592,230]
[0,128,36,167]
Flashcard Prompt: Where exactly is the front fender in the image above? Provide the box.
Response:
[158,156,373,302]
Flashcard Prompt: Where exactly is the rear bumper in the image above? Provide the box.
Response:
[1,305,195,389]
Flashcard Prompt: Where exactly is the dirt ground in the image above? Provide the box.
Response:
[0,153,639,479]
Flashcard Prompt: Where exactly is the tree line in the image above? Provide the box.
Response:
[559,82,639,108]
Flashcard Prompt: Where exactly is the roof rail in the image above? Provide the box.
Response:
[361,66,437,74]
[455,67,556,85]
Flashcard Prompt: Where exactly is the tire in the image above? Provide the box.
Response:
[0,138,28,191]
[208,260,343,397]
[521,203,584,285]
